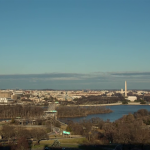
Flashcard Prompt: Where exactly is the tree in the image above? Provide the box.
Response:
[15,127,30,139]
[136,109,149,116]
[122,100,128,104]
[103,123,115,143]
[55,121,61,128]
[44,102,49,106]
[11,137,30,150]
[10,118,15,124]
[31,129,48,145]
[1,125,15,143]
[140,100,146,104]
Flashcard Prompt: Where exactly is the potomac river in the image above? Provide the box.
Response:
[59,105,150,123]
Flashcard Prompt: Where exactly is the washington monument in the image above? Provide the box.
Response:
[125,81,127,97]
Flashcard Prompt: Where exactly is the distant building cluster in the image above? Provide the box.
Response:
[0,81,150,104]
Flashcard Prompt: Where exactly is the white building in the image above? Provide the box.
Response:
[72,96,82,99]
[121,89,124,94]
[126,96,137,102]
[106,92,114,97]
[13,90,24,95]
[0,98,14,103]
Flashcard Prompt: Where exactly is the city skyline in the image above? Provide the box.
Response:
[0,1,150,89]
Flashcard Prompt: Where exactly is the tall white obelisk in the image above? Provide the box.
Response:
[125,81,127,97]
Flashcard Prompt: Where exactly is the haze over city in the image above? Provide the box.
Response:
[1,1,150,150]
[0,0,150,89]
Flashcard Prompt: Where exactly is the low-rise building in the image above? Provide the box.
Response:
[0,92,12,98]
[126,96,137,102]
[0,98,14,103]
[71,96,82,99]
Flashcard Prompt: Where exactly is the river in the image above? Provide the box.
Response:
[59,105,150,123]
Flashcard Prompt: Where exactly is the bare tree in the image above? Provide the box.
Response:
[11,137,29,150]
[31,129,48,145]
[1,125,15,143]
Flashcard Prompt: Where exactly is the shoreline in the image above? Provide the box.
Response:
[58,111,113,118]
[67,102,149,107]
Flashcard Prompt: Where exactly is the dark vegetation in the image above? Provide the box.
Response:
[0,125,48,149]
[0,105,112,119]
[44,96,58,102]
[66,109,150,145]
[122,100,129,104]
[140,100,147,104]
[133,94,150,104]
[73,95,124,105]
[70,94,150,105]
[0,105,43,118]
[57,94,126,106]
[9,117,61,128]
[134,96,148,104]
[1,109,150,149]
[143,96,150,102]
[56,106,112,118]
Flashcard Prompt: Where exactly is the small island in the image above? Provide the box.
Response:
[56,106,113,118]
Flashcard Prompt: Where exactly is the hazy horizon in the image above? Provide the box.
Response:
[0,72,150,89]
[0,1,150,89]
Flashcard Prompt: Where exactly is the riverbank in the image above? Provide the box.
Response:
[59,105,150,123]
[58,111,113,118]
[75,102,148,106]
[57,106,113,118]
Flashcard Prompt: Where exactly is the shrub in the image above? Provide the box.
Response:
[140,100,146,104]
[122,101,128,104]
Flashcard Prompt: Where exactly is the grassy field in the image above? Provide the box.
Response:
[40,137,87,144]
[32,137,87,149]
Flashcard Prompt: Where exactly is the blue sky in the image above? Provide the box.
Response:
[0,0,150,89]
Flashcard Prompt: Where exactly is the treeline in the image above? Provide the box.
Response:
[0,125,48,149]
[0,105,43,118]
[73,95,124,105]
[56,106,112,118]
[72,95,150,105]
[0,105,112,119]
[66,109,150,144]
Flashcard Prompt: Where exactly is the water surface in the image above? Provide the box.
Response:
[59,105,150,123]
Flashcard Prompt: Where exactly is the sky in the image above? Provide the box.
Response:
[0,0,150,89]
